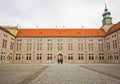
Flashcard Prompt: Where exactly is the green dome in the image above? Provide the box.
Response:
[103,4,111,19]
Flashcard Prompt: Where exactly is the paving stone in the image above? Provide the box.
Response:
[30,64,120,84]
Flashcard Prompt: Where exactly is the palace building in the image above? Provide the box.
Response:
[0,5,120,64]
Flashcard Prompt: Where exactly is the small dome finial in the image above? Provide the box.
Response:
[105,3,108,11]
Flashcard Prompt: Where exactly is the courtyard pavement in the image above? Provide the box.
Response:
[0,63,120,84]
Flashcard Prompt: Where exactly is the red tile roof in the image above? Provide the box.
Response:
[107,22,120,35]
[16,28,106,37]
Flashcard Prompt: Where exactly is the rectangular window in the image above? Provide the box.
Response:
[91,44,93,51]
[1,52,5,60]
[101,44,103,51]
[16,54,21,60]
[68,54,73,60]
[78,43,83,51]
[27,43,32,50]
[2,39,7,48]
[10,42,14,50]
[78,53,84,60]
[37,43,42,50]
[37,54,42,60]
[107,42,110,50]
[88,44,90,51]
[58,43,62,51]
[30,43,32,50]
[68,43,73,51]
[115,40,117,48]
[47,54,52,60]
[16,43,22,50]
[47,43,52,51]
[114,52,118,60]
[26,54,32,60]
[113,41,115,49]
[88,44,93,51]
[89,53,94,60]
[99,53,104,60]
[98,43,103,51]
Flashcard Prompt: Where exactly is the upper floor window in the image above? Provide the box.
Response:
[16,43,22,50]
[107,42,110,50]
[68,43,73,51]
[47,43,52,51]
[3,34,7,37]
[68,39,72,42]
[37,43,42,50]
[78,39,83,42]
[106,37,110,40]
[58,39,62,42]
[11,37,14,40]
[98,43,103,51]
[89,39,93,41]
[58,43,63,51]
[10,42,14,50]
[37,39,42,42]
[78,43,83,51]
[17,39,22,42]
[27,43,32,50]
[112,40,118,49]
[98,39,103,41]
[112,34,116,38]
[48,39,52,42]
[2,39,7,48]
[88,43,93,51]
[27,39,32,42]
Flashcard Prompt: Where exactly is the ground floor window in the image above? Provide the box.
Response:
[114,56,118,60]
[8,56,12,60]
[0,56,5,60]
[114,52,119,60]
[89,53,94,60]
[78,53,84,60]
[37,54,42,60]
[68,54,73,60]
[47,53,52,60]
[26,54,32,60]
[16,54,21,60]
[99,53,104,60]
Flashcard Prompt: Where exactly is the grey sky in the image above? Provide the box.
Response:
[0,0,120,28]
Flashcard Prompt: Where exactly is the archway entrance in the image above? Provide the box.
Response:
[57,54,63,64]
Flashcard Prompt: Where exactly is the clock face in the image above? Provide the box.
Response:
[105,19,112,25]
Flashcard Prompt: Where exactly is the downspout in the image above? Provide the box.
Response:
[33,37,35,63]
[117,31,120,63]
[85,37,87,63]
[13,36,16,64]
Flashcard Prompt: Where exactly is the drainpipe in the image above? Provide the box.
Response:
[13,37,16,64]
[33,37,35,63]
[85,37,87,63]
[117,31,120,63]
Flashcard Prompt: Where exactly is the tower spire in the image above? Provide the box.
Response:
[102,3,112,26]
[105,3,107,11]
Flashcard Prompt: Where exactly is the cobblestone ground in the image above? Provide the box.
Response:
[0,64,48,84]
[30,64,120,84]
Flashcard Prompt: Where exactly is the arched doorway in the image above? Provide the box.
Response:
[57,54,63,64]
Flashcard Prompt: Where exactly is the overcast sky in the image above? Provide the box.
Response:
[0,0,120,28]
